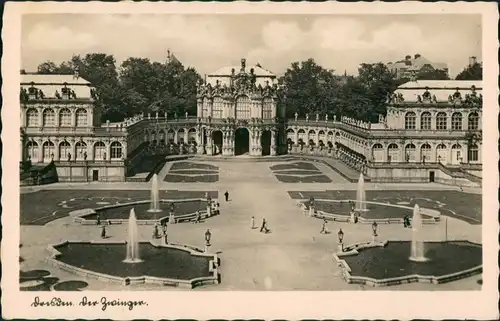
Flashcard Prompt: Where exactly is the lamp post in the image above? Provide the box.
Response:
[337,228,344,253]
[371,221,378,243]
[204,229,212,253]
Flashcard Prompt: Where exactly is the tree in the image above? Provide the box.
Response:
[280,59,340,119]
[37,61,59,74]
[456,63,483,80]
[351,63,399,122]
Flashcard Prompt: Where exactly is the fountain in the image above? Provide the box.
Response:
[355,173,367,212]
[409,204,428,262]
[123,208,142,263]
[148,174,162,213]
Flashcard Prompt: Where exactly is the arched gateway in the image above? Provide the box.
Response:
[234,128,250,155]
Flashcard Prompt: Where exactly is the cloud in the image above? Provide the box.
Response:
[24,22,98,51]
[21,15,481,77]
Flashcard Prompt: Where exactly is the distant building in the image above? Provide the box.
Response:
[387,54,449,79]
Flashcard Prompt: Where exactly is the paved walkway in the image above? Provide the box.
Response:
[20,160,482,291]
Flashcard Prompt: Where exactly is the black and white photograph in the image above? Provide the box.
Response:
[2,2,498,320]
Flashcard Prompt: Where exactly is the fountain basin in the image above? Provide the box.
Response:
[333,241,482,287]
[300,199,440,224]
[73,198,214,225]
[47,241,220,289]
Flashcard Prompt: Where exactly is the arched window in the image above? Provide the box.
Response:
[188,128,197,144]
[436,143,447,164]
[286,129,295,142]
[451,112,463,130]
[451,144,462,164]
[297,129,306,141]
[202,97,211,118]
[75,141,87,160]
[308,130,315,142]
[110,141,123,159]
[42,141,55,162]
[94,141,106,160]
[436,112,447,130]
[387,143,399,162]
[167,129,175,143]
[75,108,88,127]
[405,143,416,162]
[212,97,223,119]
[177,129,185,144]
[26,108,39,127]
[404,112,416,130]
[468,144,479,162]
[421,143,431,162]
[262,97,273,119]
[59,108,72,127]
[468,112,479,130]
[420,112,431,130]
[236,96,251,119]
[26,141,38,161]
[318,130,325,142]
[327,131,334,143]
[59,141,71,160]
[42,108,55,127]
[372,143,384,162]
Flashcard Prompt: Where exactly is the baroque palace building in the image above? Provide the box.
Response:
[19,58,483,185]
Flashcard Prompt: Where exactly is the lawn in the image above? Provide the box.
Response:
[21,190,218,225]
[288,190,482,224]
[275,174,332,183]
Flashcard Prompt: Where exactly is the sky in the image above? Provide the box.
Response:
[21,14,482,77]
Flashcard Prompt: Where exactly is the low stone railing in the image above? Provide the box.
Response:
[46,240,220,289]
[297,199,440,224]
[332,240,482,287]
[72,198,218,225]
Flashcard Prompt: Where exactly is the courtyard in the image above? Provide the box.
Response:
[20,159,482,291]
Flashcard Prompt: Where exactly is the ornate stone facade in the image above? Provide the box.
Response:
[20,73,127,182]
[20,66,482,184]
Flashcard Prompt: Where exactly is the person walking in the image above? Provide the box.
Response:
[96,213,101,226]
[101,224,106,239]
[320,219,328,234]
[251,216,255,229]
[224,191,229,202]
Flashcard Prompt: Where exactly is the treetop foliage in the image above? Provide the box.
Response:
[35,53,478,123]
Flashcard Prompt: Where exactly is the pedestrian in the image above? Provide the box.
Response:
[215,202,220,215]
[101,224,106,239]
[153,223,159,239]
[260,217,270,233]
[194,211,202,224]
[224,191,229,202]
[251,216,255,229]
[96,214,101,226]
[164,231,168,244]
[320,219,328,234]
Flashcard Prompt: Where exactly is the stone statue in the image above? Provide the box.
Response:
[165,112,168,119]
[306,113,309,122]
[325,114,328,122]
[316,113,319,122]
[185,112,188,119]
[148,113,151,119]
[156,112,159,119]
[334,115,336,122]
[294,112,298,121]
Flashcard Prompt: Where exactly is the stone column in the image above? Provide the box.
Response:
[37,139,43,163]
[206,130,213,156]
[271,130,277,156]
